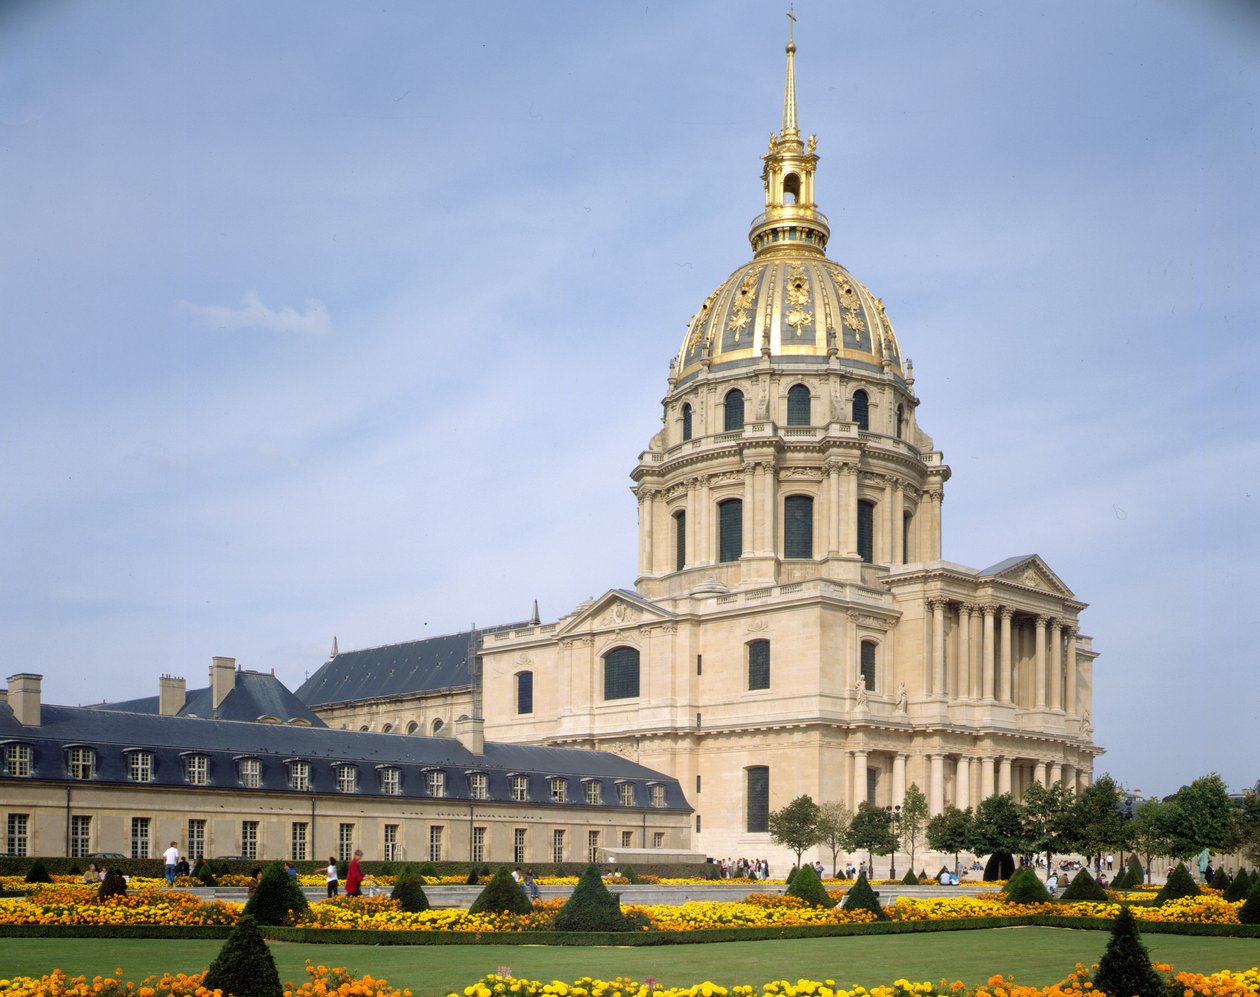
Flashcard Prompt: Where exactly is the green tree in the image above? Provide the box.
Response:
[1164,774,1238,859]
[814,801,851,877]
[1022,781,1075,869]
[1068,775,1132,861]
[1237,789,1260,868]
[1093,905,1164,997]
[203,913,282,997]
[898,784,929,874]
[768,795,823,869]
[927,805,974,875]
[1130,799,1175,876]
[970,793,1027,858]
[845,800,895,874]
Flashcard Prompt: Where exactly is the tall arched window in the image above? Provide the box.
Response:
[516,671,533,714]
[747,639,770,690]
[724,389,745,431]
[895,404,905,439]
[852,390,870,431]
[603,646,640,700]
[787,384,811,425]
[903,512,912,564]
[857,499,875,563]
[783,173,800,204]
[746,766,770,833]
[783,494,813,559]
[681,403,693,442]
[860,641,878,690]
[674,510,686,571]
[718,498,743,563]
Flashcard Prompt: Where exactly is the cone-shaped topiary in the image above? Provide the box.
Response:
[417,862,438,879]
[97,867,127,901]
[785,861,832,907]
[840,869,887,920]
[241,861,309,926]
[1112,867,1133,890]
[1211,866,1230,889]
[936,865,951,881]
[1002,866,1053,904]
[468,867,532,916]
[1154,862,1200,904]
[203,913,282,997]
[1061,868,1109,902]
[784,865,799,887]
[902,869,920,886]
[553,864,630,931]
[465,868,480,885]
[983,852,1015,881]
[1092,905,1164,997]
[1239,883,1260,925]
[23,859,52,884]
[195,860,217,887]
[1126,854,1145,885]
[1224,868,1251,902]
[391,869,430,913]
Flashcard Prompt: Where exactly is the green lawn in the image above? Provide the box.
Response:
[1,930,1257,997]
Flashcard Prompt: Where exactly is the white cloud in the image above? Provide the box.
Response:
[178,292,331,336]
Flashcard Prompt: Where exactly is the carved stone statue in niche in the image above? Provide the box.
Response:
[895,682,908,713]
[854,680,867,708]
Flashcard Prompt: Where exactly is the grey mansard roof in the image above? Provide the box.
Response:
[90,670,325,727]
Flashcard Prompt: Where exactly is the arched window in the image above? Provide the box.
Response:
[748,639,770,690]
[724,389,745,431]
[783,173,800,204]
[746,766,770,833]
[787,384,811,425]
[857,499,875,563]
[674,510,686,571]
[604,646,640,700]
[406,720,419,735]
[860,641,877,690]
[903,512,912,564]
[895,404,905,439]
[718,498,742,563]
[381,723,393,733]
[681,403,693,442]
[784,494,813,559]
[852,389,870,431]
[516,671,533,714]
[431,718,444,735]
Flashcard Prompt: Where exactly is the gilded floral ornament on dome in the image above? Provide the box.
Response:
[785,307,812,332]
[843,310,865,333]
[727,310,751,333]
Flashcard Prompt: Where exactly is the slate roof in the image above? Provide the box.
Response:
[979,555,1037,576]
[296,623,527,707]
[0,700,689,811]
[90,671,325,727]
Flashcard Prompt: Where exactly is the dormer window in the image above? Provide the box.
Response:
[4,743,32,777]
[426,769,446,798]
[128,750,154,783]
[238,757,261,789]
[618,782,635,807]
[184,753,209,786]
[550,777,567,803]
[335,764,357,793]
[584,780,602,806]
[649,783,666,808]
[68,746,94,780]
[380,767,400,796]
[469,772,488,800]
[510,774,529,801]
[288,760,310,791]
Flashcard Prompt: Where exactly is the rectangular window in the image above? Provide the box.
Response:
[381,767,401,795]
[69,747,94,780]
[653,831,665,849]
[603,647,640,700]
[860,641,877,691]
[289,760,310,791]
[618,782,635,807]
[70,815,91,858]
[469,772,488,800]
[185,754,208,786]
[239,757,261,788]
[550,777,567,803]
[187,819,206,861]
[551,829,565,864]
[130,816,151,859]
[241,820,258,860]
[866,766,878,805]
[472,826,486,863]
[587,829,600,862]
[511,774,529,801]
[130,752,154,783]
[696,775,701,794]
[857,499,875,564]
[291,821,309,861]
[718,499,742,562]
[427,770,445,798]
[428,825,443,862]
[696,814,702,832]
[513,827,526,864]
[650,784,666,808]
[696,654,702,675]
[6,813,29,856]
[383,824,399,862]
[748,639,771,690]
[783,494,814,559]
[620,830,633,848]
[337,765,357,793]
[674,510,686,571]
[746,766,769,833]
[6,744,32,777]
[585,780,602,806]
[516,671,533,715]
[338,823,355,862]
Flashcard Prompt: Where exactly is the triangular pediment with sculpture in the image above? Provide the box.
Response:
[980,554,1075,597]
[555,589,675,636]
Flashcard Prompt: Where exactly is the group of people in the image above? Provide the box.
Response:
[511,866,541,901]
[326,850,366,896]
[161,841,192,885]
[715,857,770,879]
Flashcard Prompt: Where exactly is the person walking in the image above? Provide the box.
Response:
[162,840,180,886]
[325,856,339,897]
[345,849,365,896]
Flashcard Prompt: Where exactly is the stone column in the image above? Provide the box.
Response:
[998,757,1012,795]
[743,465,756,555]
[955,756,971,809]
[979,756,995,799]
[685,482,697,565]
[930,599,947,698]
[1064,625,1078,715]
[761,460,776,555]
[1062,763,1077,794]
[892,754,907,807]
[884,477,896,564]
[841,465,858,556]
[1049,761,1062,786]
[958,604,973,700]
[998,608,1014,703]
[826,463,841,556]
[1034,616,1048,709]
[981,604,997,701]
[1049,619,1063,711]
[698,475,711,565]
[1033,760,1047,786]
[928,753,945,814]
[851,749,869,811]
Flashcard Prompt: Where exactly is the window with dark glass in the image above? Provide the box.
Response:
[784,494,813,558]
[860,641,877,691]
[903,512,912,564]
[681,403,693,441]
[746,766,769,833]
[857,499,875,563]
[516,671,533,714]
[724,389,745,431]
[603,646,640,700]
[718,498,742,563]
[747,639,770,690]
[852,389,870,431]
[674,510,686,571]
[895,404,904,439]
[787,384,811,425]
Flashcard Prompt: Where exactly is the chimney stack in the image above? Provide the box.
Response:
[455,715,485,755]
[210,657,236,709]
[6,673,43,727]
[159,674,186,716]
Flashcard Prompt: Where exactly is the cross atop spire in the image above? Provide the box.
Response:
[783,6,799,136]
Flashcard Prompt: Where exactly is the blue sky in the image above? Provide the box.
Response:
[2,1,1257,797]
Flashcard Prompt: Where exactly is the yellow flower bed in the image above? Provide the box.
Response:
[0,962,409,997]
[0,885,237,927]
[887,894,1241,925]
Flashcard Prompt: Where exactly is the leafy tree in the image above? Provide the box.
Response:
[784,861,832,907]
[468,867,532,915]
[1067,775,1131,860]
[768,795,823,868]
[926,805,974,875]
[898,784,929,874]
[845,801,895,874]
[1022,781,1075,870]
[970,793,1027,859]
[1164,774,1238,859]
[1237,790,1260,868]
[203,913,282,997]
[242,862,309,927]
[1093,905,1164,997]
[553,864,629,932]
[1130,799,1174,876]
[814,801,851,877]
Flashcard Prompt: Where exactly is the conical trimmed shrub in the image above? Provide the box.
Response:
[840,869,886,920]
[785,861,832,907]
[1060,868,1108,902]
[1002,867,1052,904]
[1239,883,1260,925]
[468,867,532,916]
[1224,868,1251,902]
[983,852,1015,881]
[1126,854,1145,885]
[391,869,430,912]
[1093,905,1164,997]
[241,861,308,926]
[1110,868,1131,890]
[465,868,480,885]
[901,869,920,886]
[97,867,127,901]
[1154,862,1200,904]
[23,859,52,884]
[194,860,217,886]
[1211,866,1230,889]
[553,864,629,931]
[203,913,282,997]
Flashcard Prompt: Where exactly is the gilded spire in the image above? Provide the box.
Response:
[783,8,798,136]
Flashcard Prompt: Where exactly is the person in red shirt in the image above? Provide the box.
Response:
[345,849,365,896]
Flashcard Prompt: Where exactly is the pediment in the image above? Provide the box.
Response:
[555,589,674,636]
[982,555,1074,597]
